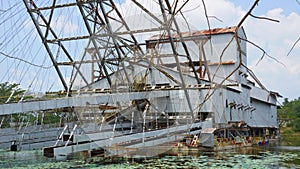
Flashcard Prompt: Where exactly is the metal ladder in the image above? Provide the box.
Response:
[54,125,68,146]
[190,134,199,146]
[65,124,77,146]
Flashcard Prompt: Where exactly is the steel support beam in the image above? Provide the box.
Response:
[0,90,170,115]
[158,0,194,120]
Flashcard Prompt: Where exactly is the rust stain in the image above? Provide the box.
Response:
[208,61,236,66]
[148,26,237,41]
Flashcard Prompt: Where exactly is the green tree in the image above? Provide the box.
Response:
[278,97,300,131]
[0,82,25,103]
[0,82,27,128]
[283,98,289,106]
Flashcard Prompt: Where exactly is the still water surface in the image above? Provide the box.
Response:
[0,144,299,168]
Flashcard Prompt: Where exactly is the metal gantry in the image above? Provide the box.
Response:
[4,0,217,157]
[22,0,200,94]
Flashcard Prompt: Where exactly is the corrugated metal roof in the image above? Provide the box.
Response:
[148,26,237,41]
[192,26,237,36]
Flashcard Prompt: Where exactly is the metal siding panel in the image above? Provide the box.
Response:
[2,103,22,115]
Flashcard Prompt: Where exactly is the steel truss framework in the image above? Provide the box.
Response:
[22,0,202,91]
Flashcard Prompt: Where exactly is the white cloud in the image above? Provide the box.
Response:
[117,0,245,30]
[51,15,78,34]
[242,7,300,100]
[177,0,245,29]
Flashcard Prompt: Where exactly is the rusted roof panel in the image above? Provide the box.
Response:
[147,26,237,41]
[208,61,236,66]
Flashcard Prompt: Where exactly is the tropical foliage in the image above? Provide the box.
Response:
[0,82,25,103]
[278,97,300,131]
[0,82,26,127]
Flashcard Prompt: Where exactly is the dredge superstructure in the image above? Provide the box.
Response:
[0,0,280,159]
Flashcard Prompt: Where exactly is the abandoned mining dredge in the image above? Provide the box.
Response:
[0,0,280,159]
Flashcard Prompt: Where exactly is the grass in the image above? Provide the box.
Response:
[280,127,300,146]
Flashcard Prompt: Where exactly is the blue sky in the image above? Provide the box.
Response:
[230,0,300,15]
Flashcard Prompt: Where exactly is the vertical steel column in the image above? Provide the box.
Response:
[158,0,194,120]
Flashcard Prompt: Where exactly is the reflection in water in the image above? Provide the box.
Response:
[0,145,299,168]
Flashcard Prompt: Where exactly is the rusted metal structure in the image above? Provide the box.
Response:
[0,0,280,158]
